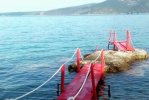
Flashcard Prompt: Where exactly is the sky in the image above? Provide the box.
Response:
[0,0,106,13]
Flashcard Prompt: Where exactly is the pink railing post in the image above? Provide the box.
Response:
[100,50,104,82]
[126,30,131,50]
[113,32,117,50]
[61,64,65,93]
[91,63,97,100]
[76,48,80,72]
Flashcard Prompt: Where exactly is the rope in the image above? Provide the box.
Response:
[92,51,102,63]
[10,49,78,100]
[73,64,91,99]
[14,65,63,100]
[63,49,77,65]
[79,49,84,62]
[130,35,135,49]
[71,51,102,100]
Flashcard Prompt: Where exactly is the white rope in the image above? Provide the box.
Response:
[73,63,91,99]
[92,51,102,63]
[10,49,78,100]
[63,49,77,65]
[14,65,63,100]
[130,35,135,49]
[72,51,102,99]
[79,49,84,62]
[67,97,75,100]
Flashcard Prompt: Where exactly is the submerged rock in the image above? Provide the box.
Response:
[68,49,148,73]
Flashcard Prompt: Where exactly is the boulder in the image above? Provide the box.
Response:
[68,48,148,73]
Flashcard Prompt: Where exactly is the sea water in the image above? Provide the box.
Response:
[0,15,149,100]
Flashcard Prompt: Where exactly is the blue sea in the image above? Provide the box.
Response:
[0,15,149,100]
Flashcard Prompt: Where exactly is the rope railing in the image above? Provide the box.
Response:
[79,49,84,62]
[68,50,103,100]
[9,48,84,100]
[130,33,135,49]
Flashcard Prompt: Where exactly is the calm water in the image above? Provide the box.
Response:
[0,15,149,100]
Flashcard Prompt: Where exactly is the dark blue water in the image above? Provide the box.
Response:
[0,15,149,100]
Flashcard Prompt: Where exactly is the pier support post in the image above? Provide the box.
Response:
[108,31,112,50]
[91,63,97,100]
[76,48,80,72]
[61,64,65,93]
[113,32,117,50]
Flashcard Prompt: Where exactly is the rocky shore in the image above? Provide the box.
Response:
[68,49,148,73]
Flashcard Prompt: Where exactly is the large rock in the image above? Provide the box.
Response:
[68,49,148,73]
[83,49,148,73]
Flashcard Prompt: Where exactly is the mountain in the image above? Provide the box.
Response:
[0,0,149,16]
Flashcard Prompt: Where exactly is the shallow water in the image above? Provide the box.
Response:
[0,15,149,100]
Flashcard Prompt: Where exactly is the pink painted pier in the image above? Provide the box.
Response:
[108,30,134,51]
[57,49,105,100]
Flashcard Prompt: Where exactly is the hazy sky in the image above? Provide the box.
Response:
[0,0,106,13]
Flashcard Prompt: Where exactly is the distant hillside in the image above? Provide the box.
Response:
[0,0,149,16]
